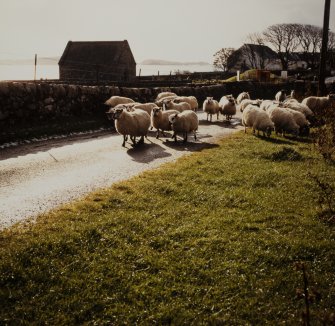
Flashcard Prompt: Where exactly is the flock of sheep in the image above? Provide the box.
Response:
[104,90,335,147]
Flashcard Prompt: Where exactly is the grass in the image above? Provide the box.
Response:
[1,132,335,325]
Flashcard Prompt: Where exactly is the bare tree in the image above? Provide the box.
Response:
[242,33,268,69]
[296,24,322,69]
[213,48,235,71]
[263,23,300,70]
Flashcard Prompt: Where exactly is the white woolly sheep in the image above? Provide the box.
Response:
[169,110,199,143]
[155,95,178,107]
[239,99,262,112]
[163,99,192,112]
[282,99,314,122]
[236,92,250,104]
[275,89,287,102]
[260,100,282,112]
[203,97,220,121]
[173,96,199,111]
[219,95,237,121]
[106,107,151,147]
[301,94,335,115]
[284,107,310,136]
[132,102,158,115]
[104,96,135,107]
[267,106,299,136]
[242,105,274,137]
[151,107,180,138]
[155,91,177,102]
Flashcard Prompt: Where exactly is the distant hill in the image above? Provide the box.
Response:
[0,57,60,65]
[140,59,210,65]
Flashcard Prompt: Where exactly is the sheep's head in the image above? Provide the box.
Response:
[169,113,179,124]
[265,124,274,137]
[152,107,162,116]
[112,107,124,120]
[106,108,116,120]
[206,97,213,104]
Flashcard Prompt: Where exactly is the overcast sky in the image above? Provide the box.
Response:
[1,0,334,63]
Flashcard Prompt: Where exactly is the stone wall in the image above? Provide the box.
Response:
[0,80,318,144]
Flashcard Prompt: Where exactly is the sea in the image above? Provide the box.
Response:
[0,63,215,81]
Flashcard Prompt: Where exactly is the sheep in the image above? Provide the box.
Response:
[239,98,262,112]
[169,110,199,143]
[203,97,220,121]
[236,91,250,105]
[151,107,180,139]
[267,106,300,137]
[282,99,314,122]
[242,105,274,137]
[106,107,151,147]
[260,100,282,112]
[285,107,310,136]
[155,91,177,102]
[301,94,335,116]
[173,96,199,111]
[163,99,192,112]
[155,95,178,107]
[104,95,135,107]
[132,102,158,115]
[219,95,237,121]
[275,89,287,102]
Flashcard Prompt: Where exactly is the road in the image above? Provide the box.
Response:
[0,112,242,229]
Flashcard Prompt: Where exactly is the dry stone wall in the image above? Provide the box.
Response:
[0,80,312,144]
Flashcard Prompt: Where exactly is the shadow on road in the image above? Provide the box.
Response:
[126,142,172,163]
[162,138,219,152]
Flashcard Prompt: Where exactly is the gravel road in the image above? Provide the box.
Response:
[0,111,242,229]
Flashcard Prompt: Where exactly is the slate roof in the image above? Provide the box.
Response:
[58,40,136,66]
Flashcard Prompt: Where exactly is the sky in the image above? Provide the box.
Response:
[0,0,334,64]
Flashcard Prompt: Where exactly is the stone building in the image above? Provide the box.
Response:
[58,40,136,81]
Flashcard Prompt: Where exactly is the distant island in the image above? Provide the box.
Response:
[139,59,210,66]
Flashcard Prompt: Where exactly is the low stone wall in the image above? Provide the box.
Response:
[0,80,316,144]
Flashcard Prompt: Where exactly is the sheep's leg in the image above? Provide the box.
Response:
[156,129,160,139]
[131,136,136,145]
[138,136,144,144]
[244,126,247,133]
[122,135,126,147]
[183,132,188,143]
[194,131,197,141]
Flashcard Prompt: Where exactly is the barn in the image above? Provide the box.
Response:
[58,40,136,81]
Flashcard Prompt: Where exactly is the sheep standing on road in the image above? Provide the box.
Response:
[163,99,192,112]
[105,96,135,107]
[173,96,199,111]
[242,105,274,137]
[219,95,237,121]
[236,92,250,105]
[151,107,179,139]
[203,97,220,122]
[169,110,199,143]
[239,99,262,112]
[106,107,151,147]
[155,92,177,102]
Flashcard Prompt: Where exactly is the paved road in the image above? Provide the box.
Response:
[0,111,242,229]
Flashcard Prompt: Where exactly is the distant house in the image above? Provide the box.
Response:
[58,40,136,81]
[227,44,281,73]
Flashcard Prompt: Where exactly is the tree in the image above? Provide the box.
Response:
[213,48,235,71]
[242,33,268,69]
[296,24,322,69]
[263,23,300,70]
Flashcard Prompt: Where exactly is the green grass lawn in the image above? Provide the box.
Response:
[1,132,334,325]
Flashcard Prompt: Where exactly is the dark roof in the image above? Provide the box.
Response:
[241,44,278,59]
[58,40,136,66]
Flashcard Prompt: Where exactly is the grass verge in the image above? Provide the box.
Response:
[1,132,334,324]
